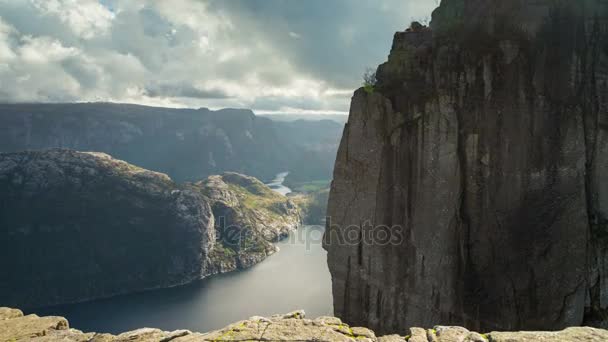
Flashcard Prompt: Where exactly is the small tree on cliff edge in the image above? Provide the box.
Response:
[362,67,377,94]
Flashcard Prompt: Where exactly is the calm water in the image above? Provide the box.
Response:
[32,174,332,334]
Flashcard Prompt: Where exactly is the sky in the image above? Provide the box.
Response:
[0,0,438,114]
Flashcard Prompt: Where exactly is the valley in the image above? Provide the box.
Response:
[29,175,332,335]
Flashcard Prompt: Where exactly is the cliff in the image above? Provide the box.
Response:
[0,150,300,309]
[2,307,608,342]
[0,103,341,184]
[199,172,301,272]
[325,0,608,334]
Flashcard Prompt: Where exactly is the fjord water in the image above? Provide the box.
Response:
[33,174,332,334]
[266,172,292,196]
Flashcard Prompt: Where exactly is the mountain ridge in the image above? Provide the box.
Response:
[0,102,342,184]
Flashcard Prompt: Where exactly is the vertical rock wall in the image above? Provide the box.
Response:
[325,0,608,334]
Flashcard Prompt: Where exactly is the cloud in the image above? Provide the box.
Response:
[0,0,437,113]
[144,82,231,99]
[31,0,115,39]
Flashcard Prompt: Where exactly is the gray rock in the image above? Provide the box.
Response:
[325,0,608,335]
[488,327,608,342]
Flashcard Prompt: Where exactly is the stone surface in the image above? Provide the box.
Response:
[0,150,300,309]
[325,0,608,335]
[489,327,608,342]
[1,307,607,342]
[0,307,24,320]
[0,314,68,341]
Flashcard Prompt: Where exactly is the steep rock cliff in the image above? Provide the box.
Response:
[325,0,608,334]
[199,172,301,272]
[0,150,300,309]
[0,149,215,309]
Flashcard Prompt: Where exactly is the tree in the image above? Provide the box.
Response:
[362,67,377,93]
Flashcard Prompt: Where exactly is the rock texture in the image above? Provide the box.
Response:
[325,0,608,334]
[0,150,300,309]
[199,172,301,272]
[0,103,342,184]
[2,307,608,342]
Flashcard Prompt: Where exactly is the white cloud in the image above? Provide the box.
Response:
[0,18,15,62]
[32,0,115,39]
[18,36,79,63]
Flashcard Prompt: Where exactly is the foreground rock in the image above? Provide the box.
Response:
[0,150,300,309]
[2,307,607,342]
[325,0,608,334]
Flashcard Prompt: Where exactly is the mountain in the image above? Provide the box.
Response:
[260,114,348,124]
[0,103,341,184]
[325,0,608,334]
[0,149,300,309]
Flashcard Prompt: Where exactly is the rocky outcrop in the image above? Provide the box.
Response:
[325,0,608,334]
[0,150,300,309]
[2,307,608,342]
[199,172,301,272]
[0,149,215,309]
[0,103,341,184]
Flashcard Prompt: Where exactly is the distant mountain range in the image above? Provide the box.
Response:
[0,103,344,184]
[259,114,348,124]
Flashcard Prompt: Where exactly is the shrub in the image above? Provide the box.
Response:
[362,67,377,93]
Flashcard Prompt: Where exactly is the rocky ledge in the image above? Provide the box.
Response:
[2,307,608,342]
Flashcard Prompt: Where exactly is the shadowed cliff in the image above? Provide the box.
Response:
[325,0,608,334]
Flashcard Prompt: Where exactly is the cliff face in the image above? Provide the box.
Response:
[0,103,341,183]
[325,0,608,334]
[0,149,215,309]
[0,150,300,309]
[200,173,301,272]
